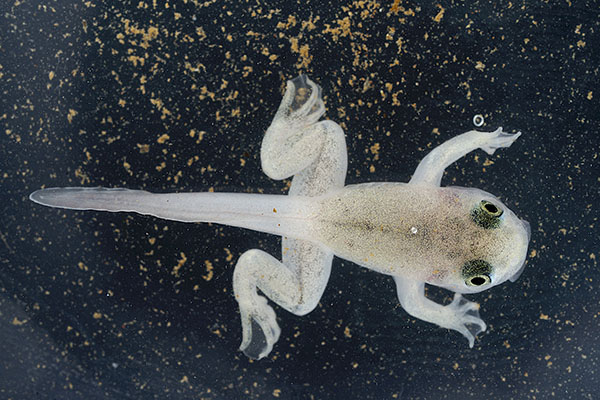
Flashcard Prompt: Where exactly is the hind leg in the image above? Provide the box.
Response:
[233,76,347,359]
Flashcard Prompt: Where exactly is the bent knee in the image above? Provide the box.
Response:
[291,300,319,316]
[261,160,290,180]
[236,248,262,265]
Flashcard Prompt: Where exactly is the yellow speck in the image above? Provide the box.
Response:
[150,97,164,110]
[396,37,404,53]
[49,71,55,80]
[433,4,445,22]
[273,389,281,397]
[587,91,593,100]
[344,326,351,338]
[93,312,102,319]
[67,109,78,123]
[475,61,486,71]
[369,142,380,155]
[289,38,312,68]
[196,26,207,40]
[530,249,537,258]
[203,260,214,281]
[540,313,549,320]
[157,134,170,144]
[147,26,159,40]
[11,317,27,326]
[155,161,166,171]
[127,55,145,66]
[273,208,277,213]
[172,252,187,277]
[224,248,233,262]
[189,129,206,143]
[74,167,90,184]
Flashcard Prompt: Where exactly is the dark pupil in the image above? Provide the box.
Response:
[470,276,487,286]
[484,203,498,214]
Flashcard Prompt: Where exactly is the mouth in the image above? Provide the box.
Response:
[508,259,527,282]
[509,219,531,283]
[522,219,531,241]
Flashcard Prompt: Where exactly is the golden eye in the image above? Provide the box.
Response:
[462,260,493,287]
[471,200,503,229]
[466,274,492,287]
[480,200,503,217]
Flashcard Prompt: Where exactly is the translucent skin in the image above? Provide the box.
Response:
[30,75,530,358]
[314,183,530,294]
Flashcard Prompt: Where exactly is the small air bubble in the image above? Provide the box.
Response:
[411,227,418,234]
[473,114,484,127]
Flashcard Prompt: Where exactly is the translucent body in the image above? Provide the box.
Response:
[315,183,529,292]
[30,75,530,359]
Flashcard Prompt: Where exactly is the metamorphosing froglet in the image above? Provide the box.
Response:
[30,75,531,359]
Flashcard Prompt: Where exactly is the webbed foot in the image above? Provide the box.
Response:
[238,294,281,359]
[479,127,522,155]
[272,75,325,129]
[443,294,487,348]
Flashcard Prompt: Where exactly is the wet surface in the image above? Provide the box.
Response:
[1,1,598,398]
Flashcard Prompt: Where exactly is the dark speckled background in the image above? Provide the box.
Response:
[1,1,598,399]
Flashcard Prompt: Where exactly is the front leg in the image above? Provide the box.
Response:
[393,276,487,348]
[410,127,521,186]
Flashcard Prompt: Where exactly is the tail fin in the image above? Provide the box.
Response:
[30,187,314,239]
